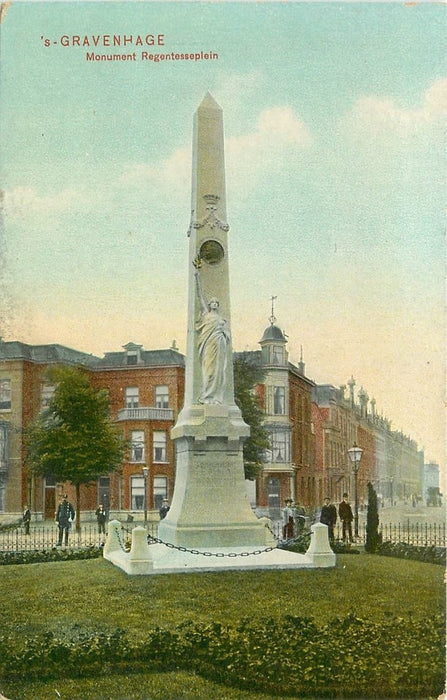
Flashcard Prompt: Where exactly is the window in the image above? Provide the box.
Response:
[153,475,168,509]
[155,385,169,409]
[130,430,145,462]
[98,476,110,509]
[0,472,6,512]
[266,431,290,463]
[125,387,139,408]
[0,380,11,411]
[127,353,138,365]
[153,431,167,462]
[273,386,285,415]
[41,383,55,409]
[0,422,8,470]
[130,475,145,510]
[272,346,283,365]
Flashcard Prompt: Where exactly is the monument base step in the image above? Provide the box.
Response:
[105,542,336,575]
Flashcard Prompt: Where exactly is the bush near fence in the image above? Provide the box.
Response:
[377,541,445,566]
[0,545,102,566]
[0,613,443,698]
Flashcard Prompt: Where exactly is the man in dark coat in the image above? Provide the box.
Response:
[95,503,107,535]
[159,499,170,520]
[56,494,75,546]
[320,497,337,544]
[22,505,31,535]
[339,493,354,543]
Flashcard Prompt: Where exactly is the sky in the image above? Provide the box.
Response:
[0,2,445,473]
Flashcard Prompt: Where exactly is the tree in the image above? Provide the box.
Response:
[26,365,126,531]
[365,481,382,553]
[233,354,270,481]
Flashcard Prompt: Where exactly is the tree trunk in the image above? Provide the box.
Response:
[75,483,81,532]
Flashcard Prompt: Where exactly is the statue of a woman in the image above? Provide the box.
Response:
[194,268,230,404]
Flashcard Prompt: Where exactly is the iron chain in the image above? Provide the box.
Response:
[147,533,276,558]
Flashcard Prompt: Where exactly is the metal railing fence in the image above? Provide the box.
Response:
[0,519,445,552]
[333,521,446,547]
[272,520,445,548]
[0,521,159,552]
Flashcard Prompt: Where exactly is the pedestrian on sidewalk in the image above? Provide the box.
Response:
[320,496,337,545]
[95,503,107,534]
[339,493,354,544]
[282,499,294,540]
[55,494,75,546]
[22,505,31,535]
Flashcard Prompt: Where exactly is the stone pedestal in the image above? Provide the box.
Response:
[159,405,274,547]
[305,523,336,567]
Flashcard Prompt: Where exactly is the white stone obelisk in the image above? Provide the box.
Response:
[159,93,274,548]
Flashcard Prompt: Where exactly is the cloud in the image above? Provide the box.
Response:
[119,146,191,191]
[213,70,265,116]
[340,78,447,139]
[120,105,312,200]
[225,106,312,197]
[4,104,312,223]
[2,185,87,220]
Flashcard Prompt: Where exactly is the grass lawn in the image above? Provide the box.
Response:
[1,553,445,699]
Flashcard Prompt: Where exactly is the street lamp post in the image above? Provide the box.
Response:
[347,442,363,539]
[142,466,149,525]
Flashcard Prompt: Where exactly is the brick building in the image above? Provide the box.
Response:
[90,342,185,515]
[0,341,96,517]
[236,317,315,518]
[312,376,423,509]
[0,334,424,521]
[0,339,184,520]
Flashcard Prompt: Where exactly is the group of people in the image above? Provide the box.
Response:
[282,492,355,545]
[22,495,170,545]
[22,495,109,546]
[319,493,354,545]
[281,499,306,539]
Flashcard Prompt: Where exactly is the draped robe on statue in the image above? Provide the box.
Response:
[196,308,230,404]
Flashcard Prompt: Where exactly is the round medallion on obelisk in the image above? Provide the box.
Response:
[199,239,225,265]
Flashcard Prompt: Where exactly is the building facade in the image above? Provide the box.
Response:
[0,334,425,522]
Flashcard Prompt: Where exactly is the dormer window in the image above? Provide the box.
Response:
[123,342,143,366]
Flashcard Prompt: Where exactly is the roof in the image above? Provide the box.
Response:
[259,324,287,343]
[93,348,185,369]
[0,341,98,366]
[233,350,262,368]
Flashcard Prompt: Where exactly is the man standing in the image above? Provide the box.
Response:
[55,494,75,546]
[282,498,294,540]
[320,497,337,544]
[95,503,107,535]
[159,499,170,520]
[339,493,354,544]
[22,504,31,535]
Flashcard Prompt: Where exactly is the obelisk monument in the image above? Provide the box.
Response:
[159,93,274,548]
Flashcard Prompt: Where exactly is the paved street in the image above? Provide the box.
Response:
[364,502,445,527]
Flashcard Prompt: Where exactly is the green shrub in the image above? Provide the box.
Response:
[0,545,102,566]
[1,613,443,698]
[366,482,382,553]
[281,533,361,555]
[377,541,445,565]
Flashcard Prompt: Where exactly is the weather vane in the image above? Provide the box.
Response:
[269,295,277,325]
